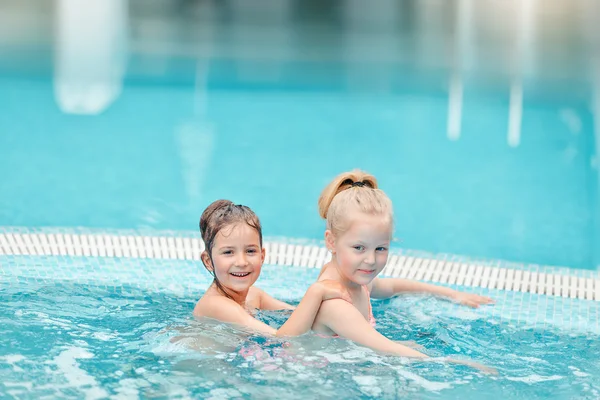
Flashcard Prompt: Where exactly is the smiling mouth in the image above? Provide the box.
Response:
[230,272,251,278]
[358,269,376,274]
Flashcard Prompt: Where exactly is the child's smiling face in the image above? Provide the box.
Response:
[205,222,265,294]
[327,212,392,286]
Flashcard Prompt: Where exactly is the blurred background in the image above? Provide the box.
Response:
[1,0,599,269]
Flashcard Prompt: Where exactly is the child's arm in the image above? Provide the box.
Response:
[317,299,428,358]
[254,288,295,310]
[197,281,350,337]
[275,280,351,337]
[317,299,497,374]
[197,297,278,335]
[369,278,494,308]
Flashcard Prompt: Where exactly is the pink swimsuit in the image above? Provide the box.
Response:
[362,284,377,327]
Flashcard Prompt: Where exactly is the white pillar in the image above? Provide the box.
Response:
[54,0,128,115]
[507,81,523,148]
[447,0,473,141]
[507,0,536,147]
[447,74,463,141]
[177,27,216,208]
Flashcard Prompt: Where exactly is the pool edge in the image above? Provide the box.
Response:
[0,227,599,301]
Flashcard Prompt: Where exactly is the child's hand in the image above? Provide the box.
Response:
[315,280,352,303]
[396,340,425,351]
[451,291,494,308]
[447,359,498,375]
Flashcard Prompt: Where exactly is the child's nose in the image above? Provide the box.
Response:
[236,253,249,266]
[364,252,376,265]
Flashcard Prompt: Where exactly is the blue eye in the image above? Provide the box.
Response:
[376,247,388,252]
[353,245,365,251]
[247,249,257,254]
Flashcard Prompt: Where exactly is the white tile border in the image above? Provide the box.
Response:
[0,229,599,301]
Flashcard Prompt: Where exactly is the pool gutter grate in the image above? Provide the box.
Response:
[1,231,599,301]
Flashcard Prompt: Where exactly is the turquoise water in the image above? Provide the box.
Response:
[1,264,599,399]
[0,75,597,269]
[0,2,598,269]
[2,1,600,398]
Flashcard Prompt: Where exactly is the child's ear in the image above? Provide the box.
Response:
[325,230,336,252]
[261,247,266,264]
[201,251,213,271]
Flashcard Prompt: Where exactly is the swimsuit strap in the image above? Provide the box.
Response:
[361,285,376,327]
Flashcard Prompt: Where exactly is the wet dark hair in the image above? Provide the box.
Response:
[199,199,263,299]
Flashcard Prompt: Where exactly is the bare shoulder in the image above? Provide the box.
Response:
[193,295,240,319]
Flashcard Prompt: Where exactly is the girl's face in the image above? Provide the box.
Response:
[203,223,265,295]
[327,212,392,287]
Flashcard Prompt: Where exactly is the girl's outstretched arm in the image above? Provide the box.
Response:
[255,288,295,310]
[317,299,496,374]
[369,278,494,308]
[316,299,428,358]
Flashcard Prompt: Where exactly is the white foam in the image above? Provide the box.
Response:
[3,381,34,390]
[2,354,25,363]
[352,375,383,397]
[48,346,109,400]
[573,371,590,378]
[517,356,547,364]
[392,366,452,391]
[568,366,591,377]
[315,349,380,364]
[1,354,26,372]
[110,378,149,400]
[92,332,115,341]
[206,388,243,400]
[506,374,563,384]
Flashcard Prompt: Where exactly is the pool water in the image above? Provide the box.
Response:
[0,78,596,270]
[1,263,599,400]
[2,2,600,399]
[1,2,599,269]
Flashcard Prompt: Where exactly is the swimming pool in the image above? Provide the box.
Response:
[1,248,599,399]
[0,228,599,399]
[2,0,600,398]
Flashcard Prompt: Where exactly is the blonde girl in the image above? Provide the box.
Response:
[311,171,495,372]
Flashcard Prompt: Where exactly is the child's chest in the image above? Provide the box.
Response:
[349,289,371,321]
